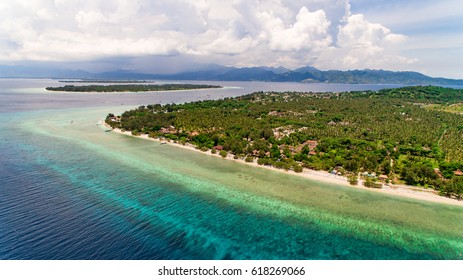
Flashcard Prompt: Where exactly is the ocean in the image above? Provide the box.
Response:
[1,79,462,259]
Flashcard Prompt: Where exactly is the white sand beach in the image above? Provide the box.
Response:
[104,122,463,207]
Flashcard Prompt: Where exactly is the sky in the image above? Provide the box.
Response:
[0,0,462,78]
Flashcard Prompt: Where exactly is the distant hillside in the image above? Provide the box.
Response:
[0,65,92,79]
[302,69,463,85]
[149,66,463,85]
[1,64,463,85]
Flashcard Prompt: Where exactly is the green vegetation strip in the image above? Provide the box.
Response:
[59,80,148,83]
[106,86,463,199]
[46,84,221,92]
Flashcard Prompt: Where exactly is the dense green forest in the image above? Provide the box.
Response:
[106,86,463,199]
[46,84,221,92]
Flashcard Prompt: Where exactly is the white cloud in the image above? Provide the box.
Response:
[0,0,417,73]
[316,12,413,70]
[337,14,406,48]
[75,10,108,29]
[261,7,332,52]
[202,27,253,55]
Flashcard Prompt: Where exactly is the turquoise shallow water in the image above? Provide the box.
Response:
[1,79,463,259]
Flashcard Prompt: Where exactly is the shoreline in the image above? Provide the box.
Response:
[103,122,463,207]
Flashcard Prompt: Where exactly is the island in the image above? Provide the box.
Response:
[106,86,463,200]
[59,80,148,83]
[46,84,222,92]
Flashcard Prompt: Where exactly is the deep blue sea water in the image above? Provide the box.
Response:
[1,79,462,260]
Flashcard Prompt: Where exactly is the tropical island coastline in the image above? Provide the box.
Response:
[102,121,463,207]
[105,85,463,206]
[46,83,222,92]
[58,80,149,83]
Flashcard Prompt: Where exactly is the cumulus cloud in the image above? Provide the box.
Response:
[319,13,414,70]
[0,0,414,71]
[261,7,332,52]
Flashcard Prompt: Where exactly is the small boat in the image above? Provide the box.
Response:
[160,140,167,145]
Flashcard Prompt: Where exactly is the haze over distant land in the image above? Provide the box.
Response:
[2,64,463,86]
[0,1,462,79]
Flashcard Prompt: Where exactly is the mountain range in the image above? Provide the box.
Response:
[1,64,463,85]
